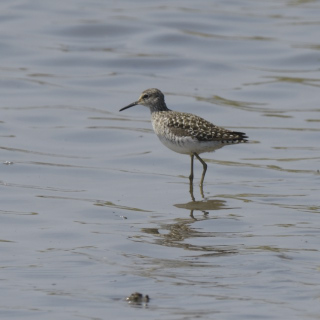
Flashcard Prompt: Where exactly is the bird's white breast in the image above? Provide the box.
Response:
[156,133,223,154]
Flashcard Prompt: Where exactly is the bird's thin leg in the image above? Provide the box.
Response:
[189,181,195,202]
[189,154,194,184]
[194,153,207,187]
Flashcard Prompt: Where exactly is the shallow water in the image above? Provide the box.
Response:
[1,0,320,319]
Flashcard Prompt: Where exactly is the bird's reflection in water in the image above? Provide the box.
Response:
[187,181,226,219]
[174,197,226,220]
[141,190,238,256]
[189,181,205,202]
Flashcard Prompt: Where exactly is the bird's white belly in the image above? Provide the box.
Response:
[156,133,223,155]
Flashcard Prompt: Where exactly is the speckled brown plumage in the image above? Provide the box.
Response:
[152,110,247,143]
[120,88,248,187]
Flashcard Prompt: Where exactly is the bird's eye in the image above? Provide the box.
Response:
[142,94,149,99]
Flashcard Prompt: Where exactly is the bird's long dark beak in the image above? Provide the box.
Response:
[119,101,139,112]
